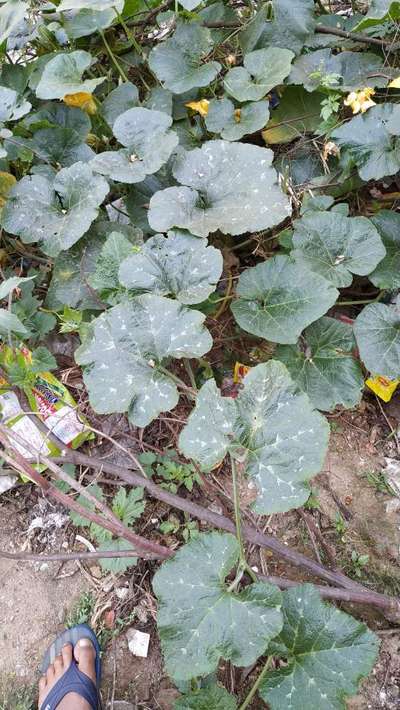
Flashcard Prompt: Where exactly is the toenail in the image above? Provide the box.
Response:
[78,638,92,647]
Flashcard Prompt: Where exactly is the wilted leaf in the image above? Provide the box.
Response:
[1,162,109,257]
[231,255,338,344]
[91,107,178,183]
[76,295,212,427]
[240,0,316,55]
[205,97,269,141]
[276,317,364,411]
[101,81,139,127]
[224,48,294,102]
[332,104,400,181]
[179,362,329,513]
[36,51,105,100]
[0,85,31,122]
[148,140,291,238]
[354,299,400,378]
[260,585,379,709]
[262,86,323,144]
[292,209,385,287]
[289,48,389,92]
[153,532,283,680]
[174,684,236,710]
[0,171,16,209]
[119,230,223,304]
[369,210,400,289]
[148,23,221,93]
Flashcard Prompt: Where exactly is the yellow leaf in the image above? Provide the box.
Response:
[185,99,209,117]
[388,76,400,88]
[63,92,97,115]
[0,171,16,212]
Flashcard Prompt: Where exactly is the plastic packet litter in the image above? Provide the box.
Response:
[365,374,400,403]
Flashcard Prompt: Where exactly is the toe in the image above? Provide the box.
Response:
[46,662,55,682]
[39,675,47,693]
[61,643,73,668]
[53,654,64,674]
[74,638,97,684]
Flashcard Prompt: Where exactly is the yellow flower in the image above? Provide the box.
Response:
[63,92,97,115]
[234,108,241,123]
[344,88,376,114]
[388,76,400,88]
[185,99,209,117]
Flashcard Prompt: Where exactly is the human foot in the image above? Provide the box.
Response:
[38,638,97,710]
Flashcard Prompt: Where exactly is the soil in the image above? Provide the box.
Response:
[0,396,400,709]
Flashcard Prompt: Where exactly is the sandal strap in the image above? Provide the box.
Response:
[40,659,98,710]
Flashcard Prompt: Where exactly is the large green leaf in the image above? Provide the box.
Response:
[354,300,400,378]
[260,585,379,709]
[0,309,27,335]
[262,86,323,144]
[35,51,105,100]
[148,23,221,93]
[119,230,222,304]
[1,162,109,257]
[369,211,400,289]
[179,361,329,513]
[332,104,400,181]
[240,0,315,55]
[75,295,212,427]
[0,0,27,46]
[276,317,364,412]
[354,0,400,30]
[231,255,338,344]
[174,684,236,710]
[224,48,294,103]
[58,0,124,10]
[101,82,139,127]
[0,85,31,122]
[153,532,283,680]
[148,140,291,238]
[29,127,94,167]
[289,48,389,92]
[91,107,178,184]
[205,98,269,141]
[292,209,385,287]
[63,7,119,39]
[25,102,91,139]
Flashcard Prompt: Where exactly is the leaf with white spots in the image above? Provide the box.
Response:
[231,255,338,344]
[35,51,105,100]
[0,85,31,122]
[179,361,329,513]
[148,23,221,94]
[91,107,178,184]
[224,48,294,103]
[260,584,379,710]
[368,210,400,289]
[119,230,223,304]
[354,299,400,379]
[75,295,212,428]
[205,97,269,141]
[153,532,283,680]
[0,162,109,257]
[0,0,27,46]
[292,209,386,287]
[148,140,291,238]
[276,317,364,412]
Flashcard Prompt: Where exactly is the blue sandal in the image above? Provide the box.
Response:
[40,624,101,710]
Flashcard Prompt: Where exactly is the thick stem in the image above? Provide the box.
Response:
[99,29,129,82]
[239,657,272,710]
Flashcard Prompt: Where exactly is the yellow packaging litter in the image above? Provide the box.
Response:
[365,375,400,402]
[0,344,92,461]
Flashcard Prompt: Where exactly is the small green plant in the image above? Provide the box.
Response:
[320,92,341,121]
[66,591,96,628]
[304,489,320,510]
[160,513,199,543]
[363,469,396,496]
[334,512,347,536]
[139,450,202,493]
[351,550,370,578]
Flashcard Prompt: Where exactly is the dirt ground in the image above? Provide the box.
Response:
[0,400,400,709]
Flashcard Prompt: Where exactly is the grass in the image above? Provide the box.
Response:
[65,591,96,628]
[0,676,36,710]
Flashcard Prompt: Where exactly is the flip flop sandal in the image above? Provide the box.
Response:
[39,623,101,710]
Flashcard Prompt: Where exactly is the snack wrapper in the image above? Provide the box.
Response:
[365,374,400,403]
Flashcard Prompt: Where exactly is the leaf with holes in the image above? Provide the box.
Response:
[75,295,212,427]
[260,584,379,709]
[205,98,269,141]
[224,48,294,103]
[119,230,223,305]
[153,532,283,680]
[91,107,178,184]
[148,140,291,238]
[289,48,389,92]
[276,317,364,412]
[179,361,329,513]
[354,299,400,379]
[174,684,237,709]
[148,23,221,94]
[332,104,400,181]
[369,211,400,289]
[36,51,105,100]
[231,255,338,344]
[0,162,109,257]
[291,209,385,287]
[240,0,316,55]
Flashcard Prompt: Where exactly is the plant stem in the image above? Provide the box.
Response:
[239,656,273,710]
[231,455,257,583]
[158,365,196,399]
[99,29,129,82]
[337,291,384,306]
[183,359,198,391]
[114,9,145,58]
